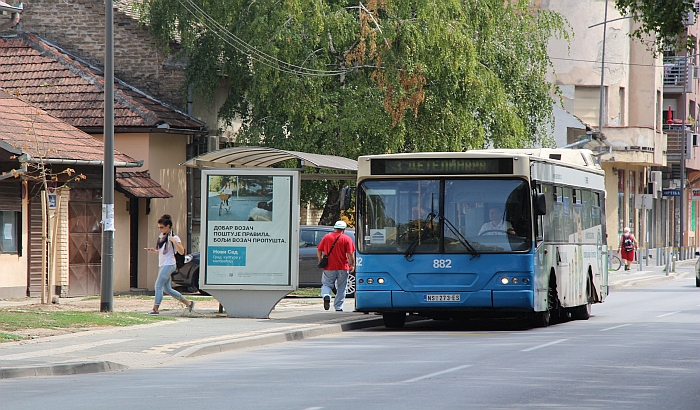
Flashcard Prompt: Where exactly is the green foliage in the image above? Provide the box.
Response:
[137,0,567,220]
[615,0,696,54]
[0,310,170,332]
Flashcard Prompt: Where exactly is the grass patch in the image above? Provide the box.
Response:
[289,288,321,297]
[0,310,172,333]
[0,332,25,342]
[82,295,214,302]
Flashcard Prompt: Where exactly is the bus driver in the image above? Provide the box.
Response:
[479,206,516,236]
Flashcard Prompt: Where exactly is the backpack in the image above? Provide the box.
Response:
[623,235,634,252]
[169,235,186,269]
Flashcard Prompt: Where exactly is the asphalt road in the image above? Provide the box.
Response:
[1,278,698,410]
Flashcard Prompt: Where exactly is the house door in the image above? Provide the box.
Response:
[68,192,102,297]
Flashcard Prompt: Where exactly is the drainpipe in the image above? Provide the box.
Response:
[0,1,23,30]
[0,10,20,31]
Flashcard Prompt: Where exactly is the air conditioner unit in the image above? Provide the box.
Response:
[687,131,695,160]
[650,171,663,199]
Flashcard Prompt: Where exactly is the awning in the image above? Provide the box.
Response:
[181,146,357,174]
[115,172,172,198]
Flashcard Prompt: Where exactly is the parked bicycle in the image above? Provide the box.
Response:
[608,253,622,271]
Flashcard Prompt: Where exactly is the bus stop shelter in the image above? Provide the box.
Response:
[181,146,357,318]
[182,146,357,177]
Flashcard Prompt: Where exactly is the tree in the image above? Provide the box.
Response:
[615,0,696,54]
[138,0,568,221]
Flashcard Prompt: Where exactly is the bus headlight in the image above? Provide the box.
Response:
[367,278,374,284]
[500,277,509,285]
[377,278,385,284]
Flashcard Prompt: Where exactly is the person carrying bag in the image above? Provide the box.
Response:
[317,235,341,268]
[317,221,356,311]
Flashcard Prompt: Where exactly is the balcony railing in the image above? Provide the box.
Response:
[663,56,692,89]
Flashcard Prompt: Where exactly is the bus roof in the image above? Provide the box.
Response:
[359,149,602,173]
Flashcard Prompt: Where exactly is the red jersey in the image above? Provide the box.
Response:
[317,231,355,271]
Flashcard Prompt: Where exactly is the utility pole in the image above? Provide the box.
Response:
[679,54,691,261]
[597,0,608,140]
[101,0,115,312]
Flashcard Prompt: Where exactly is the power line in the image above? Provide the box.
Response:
[178,0,350,77]
[551,56,690,69]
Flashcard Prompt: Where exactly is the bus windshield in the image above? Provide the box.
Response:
[358,178,532,254]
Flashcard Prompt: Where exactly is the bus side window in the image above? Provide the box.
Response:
[534,184,544,242]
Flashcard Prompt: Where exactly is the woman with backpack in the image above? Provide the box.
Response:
[618,227,638,271]
[144,214,195,315]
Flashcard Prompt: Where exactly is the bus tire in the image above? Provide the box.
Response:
[531,274,558,327]
[383,312,406,328]
[571,277,592,320]
[531,310,550,328]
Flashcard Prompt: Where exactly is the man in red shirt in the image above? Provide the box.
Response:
[317,221,356,311]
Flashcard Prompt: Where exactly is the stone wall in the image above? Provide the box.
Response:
[18,0,187,110]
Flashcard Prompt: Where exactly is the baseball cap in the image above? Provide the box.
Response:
[333,221,347,229]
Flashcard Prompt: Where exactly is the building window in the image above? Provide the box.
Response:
[619,87,625,126]
[0,211,19,254]
[575,86,606,127]
[618,171,624,234]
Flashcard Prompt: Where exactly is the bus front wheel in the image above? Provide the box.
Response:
[383,312,406,329]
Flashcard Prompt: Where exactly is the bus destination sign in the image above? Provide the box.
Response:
[370,158,514,176]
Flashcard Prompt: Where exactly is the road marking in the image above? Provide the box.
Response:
[656,311,680,318]
[521,338,568,352]
[600,324,631,332]
[0,339,131,360]
[400,364,471,383]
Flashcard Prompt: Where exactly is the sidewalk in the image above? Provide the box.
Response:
[608,256,696,290]
[1,260,695,380]
[0,297,382,379]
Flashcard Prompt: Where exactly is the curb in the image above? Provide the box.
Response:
[0,361,127,380]
[0,317,384,379]
[176,316,385,358]
[609,270,692,291]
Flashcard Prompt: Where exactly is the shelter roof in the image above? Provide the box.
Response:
[182,146,357,174]
[0,89,138,164]
[115,171,172,198]
[0,33,205,132]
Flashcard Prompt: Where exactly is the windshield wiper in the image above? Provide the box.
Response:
[404,211,437,261]
[440,214,480,259]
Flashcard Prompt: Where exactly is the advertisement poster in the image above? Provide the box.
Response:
[204,172,294,286]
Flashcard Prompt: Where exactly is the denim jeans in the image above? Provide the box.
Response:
[321,270,348,310]
[154,264,184,306]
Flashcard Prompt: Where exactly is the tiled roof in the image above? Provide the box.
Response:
[0,33,205,131]
[0,89,138,164]
[115,171,172,198]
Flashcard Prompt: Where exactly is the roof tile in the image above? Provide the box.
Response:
[115,171,172,198]
[0,33,205,131]
[0,89,137,164]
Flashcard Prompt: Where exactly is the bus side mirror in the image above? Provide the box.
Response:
[339,186,353,210]
[534,193,547,215]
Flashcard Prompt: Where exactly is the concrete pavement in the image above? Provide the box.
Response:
[0,259,696,379]
[607,256,696,290]
[0,297,382,379]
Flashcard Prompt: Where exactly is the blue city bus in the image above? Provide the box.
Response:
[353,149,608,328]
